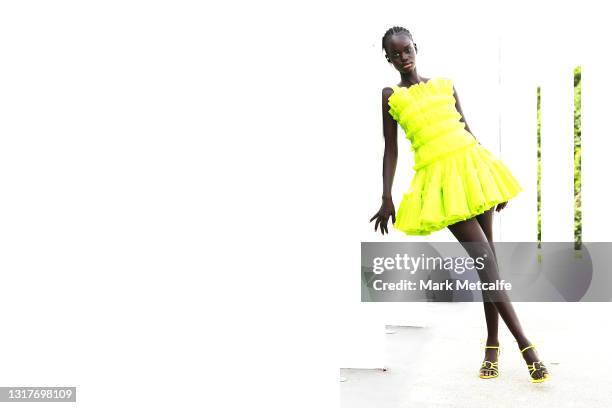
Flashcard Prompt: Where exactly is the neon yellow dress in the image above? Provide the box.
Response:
[387,77,523,235]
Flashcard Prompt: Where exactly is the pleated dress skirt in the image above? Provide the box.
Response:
[392,139,523,235]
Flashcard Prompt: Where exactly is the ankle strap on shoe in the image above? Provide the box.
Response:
[520,344,536,353]
[485,345,500,357]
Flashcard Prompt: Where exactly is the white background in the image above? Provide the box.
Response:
[0,1,610,407]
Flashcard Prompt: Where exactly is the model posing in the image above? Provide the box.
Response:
[369,26,549,383]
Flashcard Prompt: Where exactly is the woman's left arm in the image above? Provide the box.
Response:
[453,86,480,144]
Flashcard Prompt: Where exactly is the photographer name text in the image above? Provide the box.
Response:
[372,279,511,291]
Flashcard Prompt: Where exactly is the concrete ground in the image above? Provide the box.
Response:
[340,303,612,408]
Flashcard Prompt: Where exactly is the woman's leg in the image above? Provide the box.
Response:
[447,213,548,380]
[475,208,500,376]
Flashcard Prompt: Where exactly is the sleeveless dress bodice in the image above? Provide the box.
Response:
[388,77,478,170]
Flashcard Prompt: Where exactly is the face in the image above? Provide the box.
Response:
[384,33,417,73]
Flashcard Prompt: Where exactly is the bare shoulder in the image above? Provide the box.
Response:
[382,87,395,108]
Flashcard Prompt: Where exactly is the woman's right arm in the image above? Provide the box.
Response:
[381,87,398,199]
[369,87,398,235]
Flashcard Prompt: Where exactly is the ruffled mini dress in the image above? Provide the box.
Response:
[387,77,523,235]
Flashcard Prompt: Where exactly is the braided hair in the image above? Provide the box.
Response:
[382,26,417,61]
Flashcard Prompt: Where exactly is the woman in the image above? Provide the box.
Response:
[369,26,549,383]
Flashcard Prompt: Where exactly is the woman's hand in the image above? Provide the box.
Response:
[369,197,396,235]
[495,201,508,212]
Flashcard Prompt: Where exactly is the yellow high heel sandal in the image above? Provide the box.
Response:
[479,346,500,379]
[520,344,550,383]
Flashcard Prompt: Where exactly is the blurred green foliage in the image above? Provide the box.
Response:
[537,86,541,244]
[574,66,582,247]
